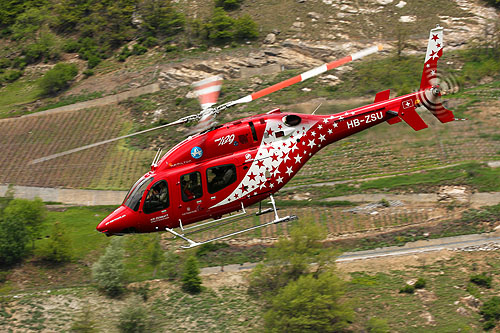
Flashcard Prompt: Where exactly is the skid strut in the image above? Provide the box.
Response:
[165,195,297,249]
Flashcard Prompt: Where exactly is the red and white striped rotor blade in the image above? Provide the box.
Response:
[231,44,383,105]
[192,75,223,110]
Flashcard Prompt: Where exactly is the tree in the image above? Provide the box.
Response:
[139,0,185,39]
[91,238,126,297]
[39,62,78,96]
[3,198,46,250]
[38,222,73,263]
[248,219,334,298]
[0,212,29,266]
[181,255,202,294]
[264,271,354,332]
[160,249,180,280]
[0,198,46,265]
[148,235,162,277]
[205,8,235,43]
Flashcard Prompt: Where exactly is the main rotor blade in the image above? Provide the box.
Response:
[230,44,383,105]
[29,116,195,165]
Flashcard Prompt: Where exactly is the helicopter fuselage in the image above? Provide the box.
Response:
[96,92,423,236]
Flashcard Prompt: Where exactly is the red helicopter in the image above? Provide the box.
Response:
[32,25,456,248]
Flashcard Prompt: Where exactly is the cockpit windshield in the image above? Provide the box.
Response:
[123,177,154,211]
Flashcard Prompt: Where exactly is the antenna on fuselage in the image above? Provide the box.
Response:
[311,103,323,115]
[151,148,163,169]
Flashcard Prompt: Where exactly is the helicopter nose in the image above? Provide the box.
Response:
[97,205,134,235]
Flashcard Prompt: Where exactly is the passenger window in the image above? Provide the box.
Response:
[143,180,169,214]
[206,164,237,194]
[180,172,203,202]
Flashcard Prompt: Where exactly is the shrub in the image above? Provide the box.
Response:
[264,271,354,332]
[234,15,259,40]
[196,242,229,257]
[118,46,132,62]
[399,284,415,294]
[87,55,101,69]
[0,271,8,283]
[0,58,11,68]
[37,222,73,263]
[117,299,151,333]
[480,296,500,331]
[83,69,94,77]
[414,277,426,289]
[70,307,97,333]
[470,272,492,288]
[39,63,78,96]
[132,283,150,302]
[1,69,22,83]
[215,0,243,10]
[181,255,202,294]
[367,317,390,333]
[142,36,158,48]
[132,44,147,55]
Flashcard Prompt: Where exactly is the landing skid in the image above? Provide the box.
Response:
[165,195,297,249]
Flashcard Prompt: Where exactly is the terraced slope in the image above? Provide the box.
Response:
[0,106,154,189]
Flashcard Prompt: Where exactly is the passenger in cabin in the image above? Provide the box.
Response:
[157,181,168,203]
[181,179,194,201]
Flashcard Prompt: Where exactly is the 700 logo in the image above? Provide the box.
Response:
[215,134,235,146]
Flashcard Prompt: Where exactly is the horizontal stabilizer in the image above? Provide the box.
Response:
[398,97,428,131]
[386,110,402,125]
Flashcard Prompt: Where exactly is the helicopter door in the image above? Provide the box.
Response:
[141,180,171,232]
[178,171,204,222]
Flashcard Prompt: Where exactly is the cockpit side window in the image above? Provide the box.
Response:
[123,177,154,211]
[143,180,169,214]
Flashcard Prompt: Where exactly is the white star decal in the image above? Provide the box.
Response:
[290,144,298,153]
[277,176,283,184]
[307,139,315,148]
[270,183,274,188]
[319,134,326,142]
[294,154,302,164]
[311,131,316,137]
[323,118,329,124]
[318,124,323,130]
[333,122,338,128]
[328,129,332,134]
[286,166,293,175]
[283,154,290,162]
